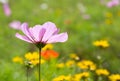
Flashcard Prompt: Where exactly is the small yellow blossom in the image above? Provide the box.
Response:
[69,53,80,60]
[82,72,89,77]
[25,52,39,61]
[25,52,45,66]
[53,72,89,81]
[93,40,109,48]
[117,11,120,16]
[12,56,23,64]
[56,63,65,68]
[105,19,112,24]
[65,60,75,67]
[100,40,109,47]
[41,59,45,64]
[77,60,96,70]
[105,12,113,18]
[96,69,109,76]
[52,75,71,81]
[73,72,89,80]
[42,44,53,51]
[93,41,100,47]
[31,60,39,66]
[64,75,71,81]
[109,74,120,81]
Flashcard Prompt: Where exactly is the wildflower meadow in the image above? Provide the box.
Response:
[0,0,120,81]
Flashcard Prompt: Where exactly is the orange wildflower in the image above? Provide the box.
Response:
[41,50,59,60]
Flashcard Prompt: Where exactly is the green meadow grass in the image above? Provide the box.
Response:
[0,0,120,81]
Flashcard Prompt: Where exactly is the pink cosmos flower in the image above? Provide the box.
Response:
[9,20,21,30]
[15,22,68,45]
[107,0,119,8]
[3,3,11,16]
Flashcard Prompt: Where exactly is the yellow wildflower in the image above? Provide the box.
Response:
[109,74,120,81]
[65,60,75,67]
[117,10,120,16]
[93,40,109,48]
[52,75,70,81]
[56,63,65,68]
[77,62,88,69]
[96,69,109,76]
[64,75,71,81]
[73,72,89,81]
[25,53,34,61]
[105,19,112,24]
[69,53,80,60]
[82,72,89,77]
[31,60,39,66]
[93,41,100,47]
[41,59,45,64]
[42,44,53,51]
[25,52,45,66]
[77,60,96,70]
[101,40,109,48]
[25,52,39,61]
[105,12,113,18]
[12,56,23,64]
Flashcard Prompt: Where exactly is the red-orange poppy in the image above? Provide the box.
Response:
[41,50,59,60]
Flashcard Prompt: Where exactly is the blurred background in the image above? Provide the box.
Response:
[0,0,120,80]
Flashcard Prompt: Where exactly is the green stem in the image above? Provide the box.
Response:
[36,43,45,81]
[39,47,42,81]
[26,66,29,81]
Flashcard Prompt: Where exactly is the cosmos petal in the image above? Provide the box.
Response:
[3,3,11,16]
[21,23,34,41]
[9,20,21,30]
[47,32,68,43]
[42,22,57,42]
[29,25,46,42]
[15,33,33,43]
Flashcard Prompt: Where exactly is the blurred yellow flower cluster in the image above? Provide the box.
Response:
[53,54,120,81]
[12,44,54,67]
[52,72,89,81]
[72,72,89,81]
[12,56,23,64]
[56,55,96,70]
[12,52,46,67]
[54,58,120,81]
[117,10,120,16]
[56,53,79,68]
[77,60,96,70]
[96,69,109,76]
[66,60,75,67]
[105,12,113,24]
[52,75,71,81]
[69,53,80,60]
[25,52,45,66]
[56,63,65,68]
[105,12,113,18]
[93,40,109,48]
[56,60,76,68]
[42,44,53,51]
[109,74,120,81]
[105,19,112,24]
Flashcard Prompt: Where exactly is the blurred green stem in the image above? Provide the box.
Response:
[26,66,29,81]
[98,76,103,81]
[39,47,42,81]
[36,43,45,81]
